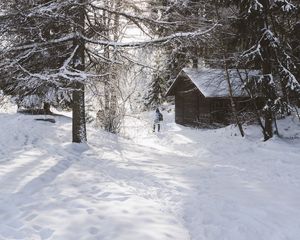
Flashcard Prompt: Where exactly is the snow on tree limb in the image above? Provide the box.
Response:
[3,23,218,53]
[241,29,279,62]
[3,33,75,52]
[88,3,185,26]
[279,63,300,94]
[273,0,297,12]
[81,23,218,47]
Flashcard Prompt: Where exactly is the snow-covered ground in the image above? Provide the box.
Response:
[0,108,300,240]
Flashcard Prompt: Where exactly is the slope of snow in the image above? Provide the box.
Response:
[0,108,300,240]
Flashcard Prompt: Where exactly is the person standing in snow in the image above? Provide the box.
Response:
[153,108,163,132]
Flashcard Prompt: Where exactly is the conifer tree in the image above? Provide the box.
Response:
[0,0,87,142]
[0,0,72,111]
[227,0,300,140]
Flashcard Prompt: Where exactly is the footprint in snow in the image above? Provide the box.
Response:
[84,153,94,157]
[25,213,38,222]
[32,225,42,231]
[86,208,95,215]
[89,227,99,235]
[102,196,129,202]
[6,220,24,230]
[31,137,38,145]
[98,192,111,198]
[39,228,54,240]
[89,186,102,194]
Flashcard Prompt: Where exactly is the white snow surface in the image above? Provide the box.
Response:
[0,108,300,240]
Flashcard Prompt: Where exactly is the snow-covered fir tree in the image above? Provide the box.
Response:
[226,0,300,140]
[0,0,88,142]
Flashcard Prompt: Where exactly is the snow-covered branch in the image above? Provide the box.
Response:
[3,23,218,53]
[279,63,300,94]
[81,23,218,48]
[88,3,185,26]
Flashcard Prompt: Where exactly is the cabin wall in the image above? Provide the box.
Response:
[182,90,198,124]
[175,94,255,126]
[209,98,231,123]
[173,75,256,127]
[174,76,199,125]
[197,95,210,123]
[175,90,211,126]
[175,92,184,124]
[175,91,199,125]
[209,97,261,124]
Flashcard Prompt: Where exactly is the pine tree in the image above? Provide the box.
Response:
[0,0,73,111]
[227,0,300,140]
[0,0,90,142]
[144,73,168,108]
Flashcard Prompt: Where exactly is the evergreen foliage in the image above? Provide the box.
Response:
[0,0,73,109]
[229,0,300,139]
[145,0,218,108]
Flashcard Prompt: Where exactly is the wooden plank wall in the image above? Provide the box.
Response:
[173,75,254,126]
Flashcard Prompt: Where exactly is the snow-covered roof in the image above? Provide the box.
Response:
[166,68,260,98]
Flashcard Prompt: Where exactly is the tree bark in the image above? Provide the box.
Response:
[261,57,273,140]
[261,0,273,141]
[72,1,87,143]
[109,0,121,133]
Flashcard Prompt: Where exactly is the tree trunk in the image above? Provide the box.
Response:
[261,0,273,141]
[263,104,273,140]
[261,60,273,140]
[236,69,268,139]
[43,102,51,114]
[72,81,86,143]
[109,0,121,133]
[192,58,198,68]
[101,0,121,134]
[72,1,87,143]
[223,55,245,137]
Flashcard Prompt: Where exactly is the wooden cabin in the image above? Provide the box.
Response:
[166,68,259,126]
